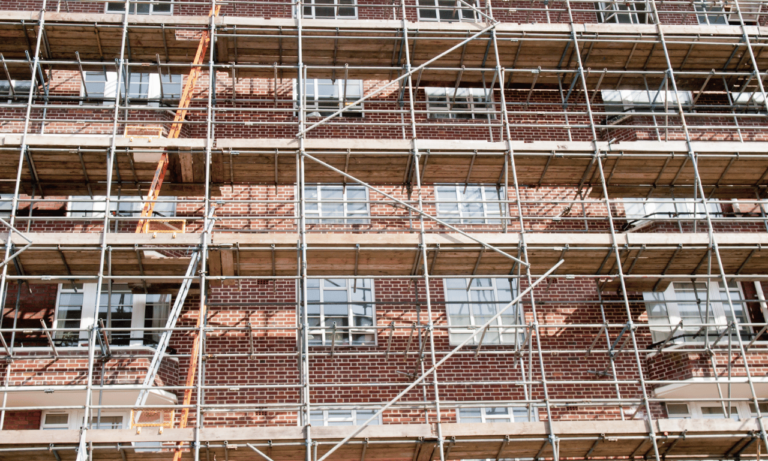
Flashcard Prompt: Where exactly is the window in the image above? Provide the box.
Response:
[304,185,369,224]
[99,289,134,346]
[55,287,85,345]
[106,0,172,15]
[436,185,505,224]
[666,402,753,420]
[695,1,727,24]
[53,284,171,347]
[0,80,32,102]
[596,1,646,23]
[444,278,522,346]
[644,281,751,344]
[0,194,14,218]
[305,279,375,346]
[297,79,363,117]
[143,294,171,346]
[418,0,478,22]
[310,409,381,426]
[42,411,127,430]
[425,87,494,119]
[41,413,70,430]
[68,195,176,218]
[302,0,356,18]
[457,406,534,423]
[82,71,182,106]
[602,90,692,124]
[623,197,720,224]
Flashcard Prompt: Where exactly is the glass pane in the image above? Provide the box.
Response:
[666,403,690,418]
[459,408,482,423]
[356,410,378,425]
[310,411,324,426]
[90,416,123,430]
[418,0,437,18]
[44,414,69,426]
[152,0,171,13]
[327,410,354,425]
[701,406,740,421]
[461,187,484,223]
[438,0,459,21]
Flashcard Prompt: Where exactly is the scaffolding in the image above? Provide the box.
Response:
[0,0,766,460]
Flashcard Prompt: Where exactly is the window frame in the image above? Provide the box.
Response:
[425,87,495,120]
[294,79,364,118]
[300,0,358,19]
[52,283,171,348]
[81,71,182,107]
[643,281,751,345]
[435,184,506,224]
[106,0,173,15]
[665,401,765,420]
[443,277,522,347]
[309,409,382,426]
[41,410,129,430]
[303,185,370,225]
[456,406,537,423]
[0,80,33,104]
[596,1,646,23]
[66,195,177,218]
[694,1,728,24]
[622,197,721,226]
[417,0,479,22]
[304,278,377,347]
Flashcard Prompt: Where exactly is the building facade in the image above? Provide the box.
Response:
[0,0,766,460]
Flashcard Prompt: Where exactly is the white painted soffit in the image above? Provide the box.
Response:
[1,387,177,408]
[654,377,768,400]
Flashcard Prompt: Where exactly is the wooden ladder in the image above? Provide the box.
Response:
[135,5,220,233]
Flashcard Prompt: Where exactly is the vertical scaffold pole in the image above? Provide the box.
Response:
[489,4,558,457]
[645,0,768,451]
[400,0,445,457]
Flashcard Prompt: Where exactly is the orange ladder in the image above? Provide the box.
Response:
[135,5,220,233]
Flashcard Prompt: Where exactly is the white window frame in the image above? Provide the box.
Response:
[81,71,182,107]
[665,401,768,420]
[596,1,646,23]
[425,87,495,120]
[66,195,177,218]
[435,185,505,224]
[304,185,370,224]
[304,278,377,347]
[41,410,129,430]
[456,406,537,423]
[309,409,382,426]
[602,90,693,124]
[0,80,32,103]
[623,197,720,227]
[643,281,751,344]
[294,79,364,118]
[53,284,171,347]
[694,1,728,24]
[300,0,357,19]
[106,0,173,15]
[0,194,14,217]
[417,0,479,22]
[444,278,522,346]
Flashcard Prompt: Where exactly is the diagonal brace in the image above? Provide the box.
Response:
[299,23,497,136]
[316,259,563,461]
[301,151,527,267]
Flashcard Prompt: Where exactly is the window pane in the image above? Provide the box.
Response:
[418,0,438,18]
[459,408,482,423]
[666,403,690,418]
[44,414,69,426]
[355,410,379,425]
